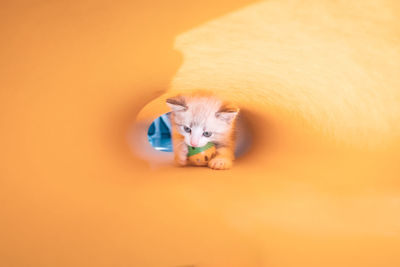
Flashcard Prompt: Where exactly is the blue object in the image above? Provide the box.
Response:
[147,113,173,152]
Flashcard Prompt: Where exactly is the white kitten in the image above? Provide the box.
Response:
[166,92,239,170]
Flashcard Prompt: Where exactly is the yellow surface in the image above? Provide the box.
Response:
[1,1,400,267]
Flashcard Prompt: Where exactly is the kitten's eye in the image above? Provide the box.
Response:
[183,126,191,133]
[203,131,212,137]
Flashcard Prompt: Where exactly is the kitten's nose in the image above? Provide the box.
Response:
[190,140,199,147]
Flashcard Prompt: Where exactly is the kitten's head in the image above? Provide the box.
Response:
[166,94,239,147]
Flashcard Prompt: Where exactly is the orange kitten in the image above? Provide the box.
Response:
[166,92,239,170]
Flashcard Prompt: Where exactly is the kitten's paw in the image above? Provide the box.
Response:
[174,156,187,166]
[208,157,233,170]
[174,145,188,166]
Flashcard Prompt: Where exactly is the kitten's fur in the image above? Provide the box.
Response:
[166,92,239,170]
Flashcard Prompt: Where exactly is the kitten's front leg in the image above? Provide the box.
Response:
[208,146,234,170]
[173,141,188,166]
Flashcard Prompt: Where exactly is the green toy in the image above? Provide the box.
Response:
[187,142,216,166]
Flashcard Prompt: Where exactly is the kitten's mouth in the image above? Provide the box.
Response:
[188,145,200,148]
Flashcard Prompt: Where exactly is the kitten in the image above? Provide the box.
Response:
[166,92,239,170]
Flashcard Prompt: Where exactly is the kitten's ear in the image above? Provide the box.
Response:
[166,96,187,112]
[216,104,239,124]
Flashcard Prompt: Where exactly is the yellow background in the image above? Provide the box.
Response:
[1,0,400,266]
